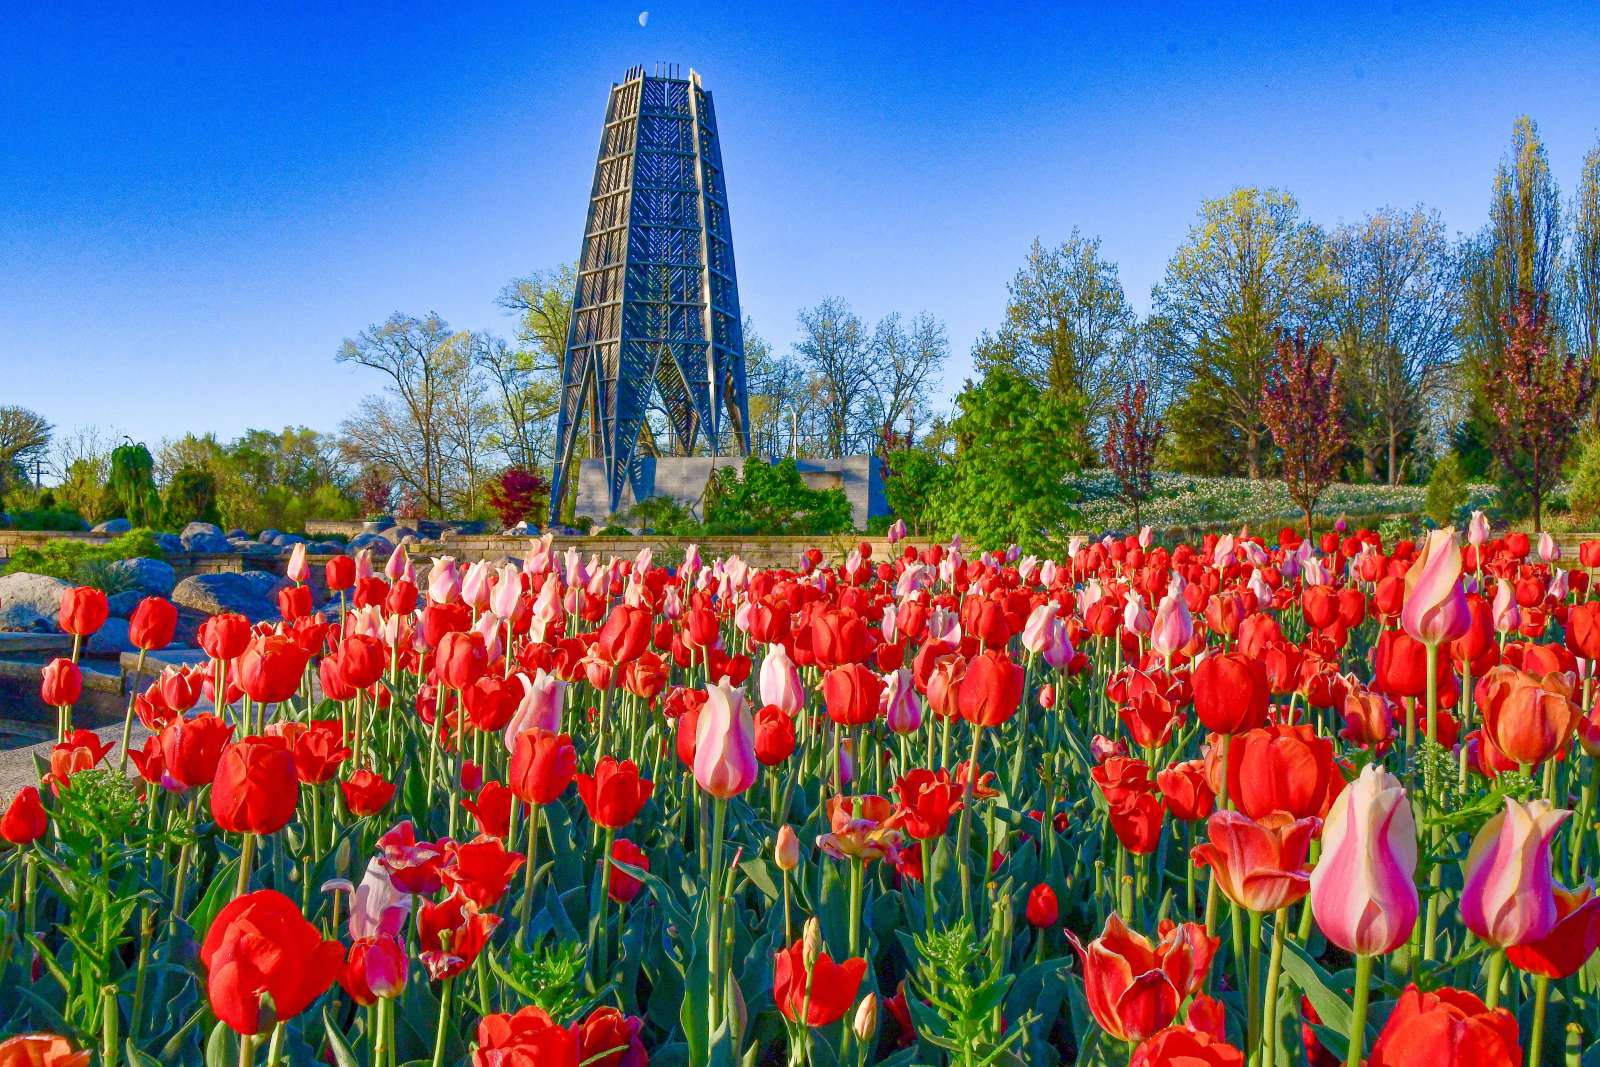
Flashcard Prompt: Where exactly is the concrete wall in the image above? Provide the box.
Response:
[575,455,889,530]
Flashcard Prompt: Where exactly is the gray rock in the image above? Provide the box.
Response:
[364,516,394,532]
[87,617,135,655]
[170,572,283,621]
[182,532,234,553]
[0,603,51,632]
[226,528,248,539]
[155,533,185,554]
[108,557,176,597]
[232,540,279,557]
[349,532,394,552]
[91,518,132,535]
[314,540,347,554]
[106,590,145,617]
[258,528,282,544]
[180,521,224,541]
[0,572,72,620]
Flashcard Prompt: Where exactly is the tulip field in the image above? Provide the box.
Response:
[7,522,1600,1067]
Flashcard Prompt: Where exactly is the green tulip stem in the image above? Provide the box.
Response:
[1485,949,1506,1010]
[1346,953,1373,1067]
[1245,909,1263,1060]
[430,976,454,1067]
[1262,908,1288,1067]
[707,795,728,1035]
[1529,975,1551,1067]
[955,724,985,925]
[235,832,255,899]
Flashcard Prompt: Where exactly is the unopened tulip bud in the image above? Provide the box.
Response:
[775,825,800,871]
[728,976,748,1035]
[803,917,823,970]
[853,993,878,1043]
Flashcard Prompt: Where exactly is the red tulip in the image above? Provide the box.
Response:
[1,786,48,845]
[441,834,525,909]
[0,1034,90,1066]
[418,891,499,980]
[277,584,313,622]
[58,586,108,637]
[596,604,653,664]
[128,596,177,651]
[288,719,350,784]
[575,1006,647,1067]
[1505,883,1600,979]
[607,839,649,905]
[236,634,310,705]
[437,631,488,689]
[210,737,299,835]
[1208,724,1342,822]
[576,757,654,829]
[325,554,356,592]
[1155,759,1215,822]
[472,1006,578,1067]
[823,663,884,726]
[1025,883,1059,927]
[377,821,445,895]
[1131,1025,1244,1067]
[1191,810,1318,912]
[340,934,407,1006]
[1367,984,1521,1066]
[1477,665,1579,767]
[1066,913,1217,1043]
[1109,792,1166,854]
[338,634,387,690]
[198,613,251,661]
[341,769,395,817]
[200,889,343,1034]
[956,648,1024,726]
[508,730,577,806]
[895,768,962,839]
[157,713,234,790]
[772,936,867,1026]
[45,729,113,791]
[1191,653,1268,734]
[753,703,797,765]
[39,658,81,708]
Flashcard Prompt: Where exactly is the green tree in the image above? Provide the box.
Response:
[1570,142,1600,426]
[974,232,1137,457]
[106,441,161,527]
[1153,187,1332,478]
[702,458,853,535]
[0,406,52,498]
[929,367,1083,552]
[1425,452,1469,527]
[880,442,947,536]
[162,465,220,527]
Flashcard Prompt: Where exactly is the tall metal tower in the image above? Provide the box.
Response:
[549,65,751,523]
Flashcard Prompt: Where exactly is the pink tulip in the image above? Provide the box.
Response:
[1468,510,1490,547]
[693,679,758,798]
[384,543,410,583]
[1020,603,1058,656]
[1538,531,1560,563]
[1310,764,1418,955]
[887,518,907,544]
[504,670,565,748]
[1149,591,1193,659]
[523,532,554,576]
[1491,580,1520,635]
[460,560,493,610]
[1460,796,1569,948]
[1123,595,1151,636]
[286,543,309,584]
[760,645,805,717]
[428,556,461,604]
[882,668,922,734]
[1400,528,1470,645]
[489,563,522,620]
[528,573,564,642]
[345,858,411,941]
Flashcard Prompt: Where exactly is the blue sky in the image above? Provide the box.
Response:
[4,2,1599,453]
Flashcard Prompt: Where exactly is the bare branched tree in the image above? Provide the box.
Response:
[1328,208,1460,483]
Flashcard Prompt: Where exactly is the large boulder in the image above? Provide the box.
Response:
[0,602,51,632]
[154,533,185,554]
[108,557,176,597]
[180,521,224,541]
[183,532,234,554]
[106,590,145,617]
[0,572,72,621]
[87,617,135,655]
[92,518,132,535]
[171,572,287,621]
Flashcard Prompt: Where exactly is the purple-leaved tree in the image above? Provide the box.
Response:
[1102,380,1163,527]
[1484,290,1596,530]
[1261,329,1347,535]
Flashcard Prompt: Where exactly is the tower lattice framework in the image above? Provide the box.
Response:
[549,65,750,522]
